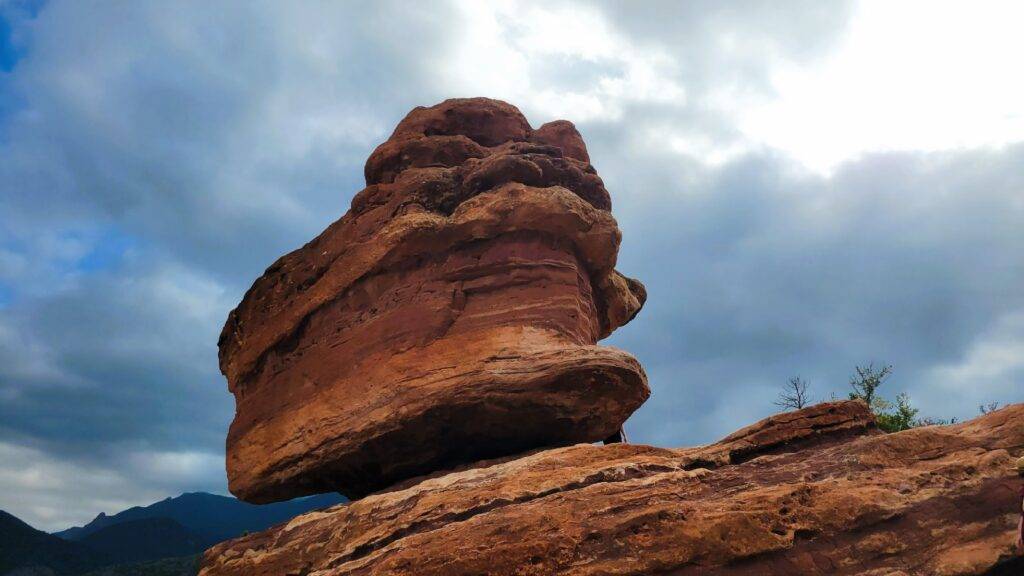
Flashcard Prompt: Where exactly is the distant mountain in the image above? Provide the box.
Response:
[2,492,345,575]
[54,492,344,544]
[0,510,109,575]
[76,518,205,566]
[79,555,200,576]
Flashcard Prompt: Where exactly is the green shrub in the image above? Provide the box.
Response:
[873,392,918,432]
[774,363,961,431]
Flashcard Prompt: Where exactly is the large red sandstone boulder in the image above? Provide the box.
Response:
[200,402,1024,576]
[218,98,648,503]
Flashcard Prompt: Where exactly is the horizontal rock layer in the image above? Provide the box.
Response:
[200,401,1024,576]
[218,98,648,502]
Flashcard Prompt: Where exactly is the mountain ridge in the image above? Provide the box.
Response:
[0,509,109,574]
[77,517,206,565]
[53,491,345,544]
[2,491,346,575]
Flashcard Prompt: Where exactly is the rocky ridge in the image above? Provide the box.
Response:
[201,401,1024,575]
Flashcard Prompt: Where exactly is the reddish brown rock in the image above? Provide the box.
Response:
[200,402,1024,576]
[218,98,648,503]
[531,119,591,163]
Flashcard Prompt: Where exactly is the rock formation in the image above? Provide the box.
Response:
[206,98,1024,575]
[218,98,648,503]
[201,401,1024,575]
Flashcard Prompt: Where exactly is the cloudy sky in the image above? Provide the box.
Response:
[1,0,1022,531]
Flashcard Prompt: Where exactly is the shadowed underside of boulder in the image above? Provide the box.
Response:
[200,401,1024,576]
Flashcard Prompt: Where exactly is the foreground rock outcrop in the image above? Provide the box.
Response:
[218,98,648,503]
[201,401,1024,575]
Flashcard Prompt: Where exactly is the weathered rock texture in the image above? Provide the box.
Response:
[200,401,1024,576]
[218,98,649,503]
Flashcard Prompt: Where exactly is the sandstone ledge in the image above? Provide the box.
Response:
[200,401,1024,575]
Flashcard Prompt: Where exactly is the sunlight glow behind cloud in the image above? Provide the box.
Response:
[740,0,1024,173]
[445,0,685,122]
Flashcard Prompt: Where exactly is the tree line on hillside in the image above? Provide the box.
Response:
[774,363,1002,433]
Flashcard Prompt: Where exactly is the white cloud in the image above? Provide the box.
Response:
[923,312,1024,413]
[0,441,223,531]
[441,0,685,123]
[126,450,225,489]
[740,0,1024,173]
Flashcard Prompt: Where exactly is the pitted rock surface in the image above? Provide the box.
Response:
[218,98,648,503]
[200,402,1024,576]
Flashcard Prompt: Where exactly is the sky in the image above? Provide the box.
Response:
[0,0,1021,531]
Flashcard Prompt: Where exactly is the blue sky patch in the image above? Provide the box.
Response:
[0,282,11,308]
[70,228,139,274]
[0,0,44,72]
[0,15,18,72]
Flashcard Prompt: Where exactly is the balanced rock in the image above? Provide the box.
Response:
[200,401,1024,576]
[218,98,649,503]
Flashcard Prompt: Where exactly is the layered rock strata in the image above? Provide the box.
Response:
[218,98,649,503]
[200,401,1024,576]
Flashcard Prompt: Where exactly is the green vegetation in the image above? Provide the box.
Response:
[845,363,959,432]
[844,363,959,432]
[871,392,919,432]
[847,363,891,407]
[776,363,967,433]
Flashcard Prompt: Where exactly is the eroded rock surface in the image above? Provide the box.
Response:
[218,98,649,503]
[200,401,1024,576]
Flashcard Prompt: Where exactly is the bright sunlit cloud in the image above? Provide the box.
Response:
[740,0,1024,173]
[444,0,685,123]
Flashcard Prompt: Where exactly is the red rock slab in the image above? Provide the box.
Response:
[200,402,1024,576]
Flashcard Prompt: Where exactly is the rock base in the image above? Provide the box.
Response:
[200,401,1024,575]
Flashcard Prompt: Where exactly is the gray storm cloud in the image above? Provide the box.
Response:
[0,0,1021,530]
